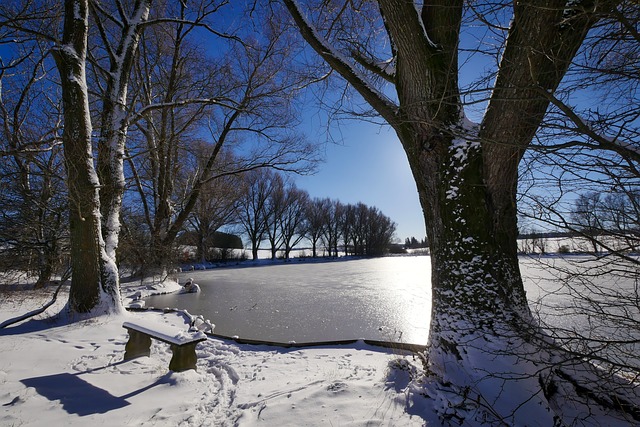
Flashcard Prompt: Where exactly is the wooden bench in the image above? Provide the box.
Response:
[122,320,207,372]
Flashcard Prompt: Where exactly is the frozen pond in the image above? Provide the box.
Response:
[144,255,639,353]
[145,256,431,344]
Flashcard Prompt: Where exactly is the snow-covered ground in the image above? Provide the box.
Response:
[0,280,431,426]
[2,264,639,426]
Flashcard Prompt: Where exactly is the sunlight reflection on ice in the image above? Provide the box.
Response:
[145,256,432,345]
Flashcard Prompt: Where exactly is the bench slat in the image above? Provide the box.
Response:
[123,320,207,347]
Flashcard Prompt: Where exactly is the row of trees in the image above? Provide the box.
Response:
[0,141,397,282]
[404,236,428,250]
[516,190,640,254]
[0,1,316,309]
[236,169,397,260]
[570,191,640,253]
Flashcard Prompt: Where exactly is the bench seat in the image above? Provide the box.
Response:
[123,320,207,372]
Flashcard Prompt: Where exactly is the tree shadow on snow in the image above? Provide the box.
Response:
[0,312,68,335]
[21,370,175,416]
[21,373,130,415]
[0,307,119,337]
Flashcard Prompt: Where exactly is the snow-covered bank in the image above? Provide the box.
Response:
[2,271,639,426]
[0,282,430,426]
[178,253,372,273]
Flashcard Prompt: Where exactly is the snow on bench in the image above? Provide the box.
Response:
[122,320,207,372]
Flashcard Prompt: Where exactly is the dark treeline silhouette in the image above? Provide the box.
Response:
[404,236,428,249]
[236,169,397,260]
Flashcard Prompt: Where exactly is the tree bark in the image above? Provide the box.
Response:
[94,0,152,261]
[53,0,121,314]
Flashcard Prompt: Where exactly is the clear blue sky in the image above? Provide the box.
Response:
[296,119,427,243]
[291,23,493,244]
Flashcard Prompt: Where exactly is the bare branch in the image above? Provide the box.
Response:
[281,0,398,125]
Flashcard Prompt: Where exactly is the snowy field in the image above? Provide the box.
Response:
[0,279,431,426]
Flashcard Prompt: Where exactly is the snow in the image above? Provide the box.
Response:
[72,1,86,24]
[413,2,440,50]
[122,320,207,345]
[450,138,480,165]
[445,185,459,200]
[377,57,396,76]
[2,264,638,425]
[0,280,431,426]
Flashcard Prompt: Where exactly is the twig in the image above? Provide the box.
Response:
[0,280,66,329]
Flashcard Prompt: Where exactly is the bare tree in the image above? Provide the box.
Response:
[339,203,355,256]
[320,198,341,257]
[124,2,317,271]
[278,183,309,259]
[283,0,639,423]
[187,150,242,264]
[264,173,286,259]
[262,175,310,260]
[362,205,396,256]
[304,196,330,258]
[2,1,318,310]
[0,38,68,287]
[512,2,640,394]
[52,0,123,313]
[571,192,604,252]
[350,202,369,257]
[235,168,274,260]
[517,0,639,256]
[88,0,152,266]
[1,0,153,313]
[336,202,396,256]
[598,192,640,253]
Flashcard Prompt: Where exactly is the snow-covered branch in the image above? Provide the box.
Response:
[350,50,395,83]
[128,97,238,127]
[282,0,398,125]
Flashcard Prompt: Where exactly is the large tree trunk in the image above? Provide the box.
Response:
[196,224,208,263]
[95,0,152,261]
[251,242,259,261]
[400,120,549,421]
[282,0,640,423]
[382,0,603,421]
[53,0,121,314]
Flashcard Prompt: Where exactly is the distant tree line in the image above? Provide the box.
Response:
[569,191,639,254]
[177,231,243,262]
[403,236,428,249]
[518,190,640,255]
[236,168,397,260]
[0,153,397,280]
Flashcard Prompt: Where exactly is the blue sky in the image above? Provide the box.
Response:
[290,19,497,244]
[296,119,427,243]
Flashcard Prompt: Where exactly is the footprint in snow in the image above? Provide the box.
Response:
[3,396,23,406]
[327,382,348,392]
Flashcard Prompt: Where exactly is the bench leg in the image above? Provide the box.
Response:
[124,329,152,360]
[169,343,198,372]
